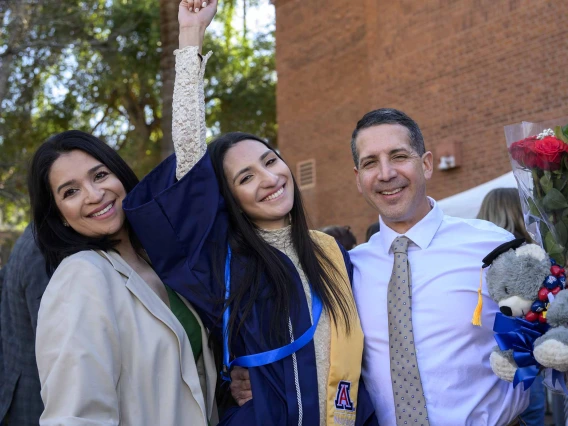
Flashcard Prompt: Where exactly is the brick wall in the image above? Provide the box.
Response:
[273,0,568,242]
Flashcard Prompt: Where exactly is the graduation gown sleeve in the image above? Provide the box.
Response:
[124,152,228,330]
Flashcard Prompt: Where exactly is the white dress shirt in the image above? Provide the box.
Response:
[350,198,529,426]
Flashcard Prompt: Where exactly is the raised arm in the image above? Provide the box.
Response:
[173,0,217,180]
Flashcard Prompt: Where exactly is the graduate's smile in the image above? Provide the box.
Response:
[260,183,286,202]
[224,140,295,230]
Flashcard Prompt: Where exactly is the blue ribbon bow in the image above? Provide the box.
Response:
[552,369,568,394]
[493,313,549,389]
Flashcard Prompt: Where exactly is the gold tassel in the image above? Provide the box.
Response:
[472,268,483,326]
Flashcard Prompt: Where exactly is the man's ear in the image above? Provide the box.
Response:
[422,151,434,180]
[354,166,363,194]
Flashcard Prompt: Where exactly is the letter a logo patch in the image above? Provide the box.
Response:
[334,380,354,411]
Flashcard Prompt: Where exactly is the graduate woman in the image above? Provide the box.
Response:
[123,1,378,425]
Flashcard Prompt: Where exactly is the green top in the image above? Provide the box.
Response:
[166,286,203,361]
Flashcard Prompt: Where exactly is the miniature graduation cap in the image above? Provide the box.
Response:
[482,238,526,268]
[472,238,526,326]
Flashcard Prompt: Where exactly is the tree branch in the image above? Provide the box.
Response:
[90,103,113,133]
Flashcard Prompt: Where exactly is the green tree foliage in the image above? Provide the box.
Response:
[65,0,163,173]
[0,0,94,226]
[204,0,277,145]
[0,0,276,228]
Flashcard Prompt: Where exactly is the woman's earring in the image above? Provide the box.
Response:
[63,220,70,227]
[288,213,292,225]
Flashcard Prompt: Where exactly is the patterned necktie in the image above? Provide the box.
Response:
[388,236,430,426]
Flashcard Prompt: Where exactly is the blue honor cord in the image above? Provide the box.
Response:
[221,245,322,382]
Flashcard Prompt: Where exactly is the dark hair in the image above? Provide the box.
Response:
[208,132,353,345]
[320,225,357,250]
[365,221,380,242]
[351,108,425,167]
[28,130,140,275]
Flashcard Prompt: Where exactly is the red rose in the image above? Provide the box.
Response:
[533,136,568,170]
[509,137,539,168]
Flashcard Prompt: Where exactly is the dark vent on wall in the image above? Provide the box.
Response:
[296,159,316,189]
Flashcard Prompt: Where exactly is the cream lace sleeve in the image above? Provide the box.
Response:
[172,46,212,180]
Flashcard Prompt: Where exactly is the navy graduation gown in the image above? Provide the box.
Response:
[123,153,378,426]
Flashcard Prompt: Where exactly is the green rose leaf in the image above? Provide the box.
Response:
[554,175,568,192]
[544,231,560,251]
[543,188,568,211]
[541,173,553,193]
[556,221,568,246]
[544,231,565,264]
[555,126,568,144]
[562,124,568,140]
[562,218,568,247]
[553,252,565,266]
[528,198,543,217]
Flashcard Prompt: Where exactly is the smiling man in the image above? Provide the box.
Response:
[349,108,529,426]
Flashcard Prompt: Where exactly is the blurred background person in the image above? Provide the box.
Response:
[477,187,542,426]
[0,224,48,426]
[477,188,532,242]
[365,222,380,243]
[320,225,357,250]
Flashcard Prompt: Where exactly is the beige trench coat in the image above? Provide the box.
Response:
[36,250,218,426]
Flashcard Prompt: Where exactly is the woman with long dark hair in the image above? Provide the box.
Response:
[123,2,377,425]
[27,4,219,424]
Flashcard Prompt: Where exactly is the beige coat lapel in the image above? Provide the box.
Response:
[97,250,209,420]
[178,294,217,420]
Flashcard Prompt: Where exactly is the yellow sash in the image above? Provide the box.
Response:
[311,231,364,426]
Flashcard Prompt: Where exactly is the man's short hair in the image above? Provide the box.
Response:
[350,108,426,167]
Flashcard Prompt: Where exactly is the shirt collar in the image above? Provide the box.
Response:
[376,197,444,254]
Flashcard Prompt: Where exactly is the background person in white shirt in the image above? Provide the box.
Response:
[349,108,529,426]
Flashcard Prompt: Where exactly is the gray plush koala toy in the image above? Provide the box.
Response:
[484,241,568,383]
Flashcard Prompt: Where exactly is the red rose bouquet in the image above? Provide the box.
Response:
[505,118,568,265]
